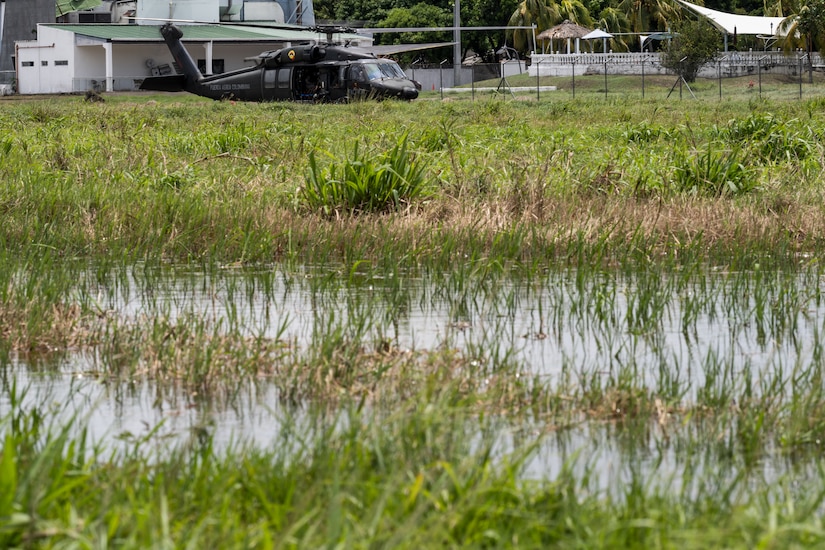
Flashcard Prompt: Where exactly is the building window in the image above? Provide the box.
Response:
[21,61,34,67]
[197,59,225,74]
[79,13,111,23]
[42,61,48,66]
[55,60,69,66]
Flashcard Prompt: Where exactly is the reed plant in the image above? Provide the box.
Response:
[671,145,754,196]
[301,134,433,216]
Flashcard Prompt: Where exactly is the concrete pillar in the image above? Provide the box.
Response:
[103,41,113,91]
[203,41,213,75]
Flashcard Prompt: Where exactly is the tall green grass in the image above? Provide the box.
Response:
[5,377,825,548]
[1,96,825,264]
[301,134,433,215]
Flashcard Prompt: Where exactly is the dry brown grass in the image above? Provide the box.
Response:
[0,302,90,352]
[257,192,821,266]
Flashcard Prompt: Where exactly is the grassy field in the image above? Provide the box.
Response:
[3,87,825,547]
[4,86,825,262]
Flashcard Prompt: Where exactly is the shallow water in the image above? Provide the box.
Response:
[3,261,825,483]
[72,262,825,388]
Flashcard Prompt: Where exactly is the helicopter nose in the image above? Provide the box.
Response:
[402,86,418,100]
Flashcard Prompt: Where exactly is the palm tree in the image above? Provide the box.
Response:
[764,0,800,16]
[557,0,593,26]
[777,0,825,54]
[508,0,560,51]
[617,0,678,33]
[598,7,631,51]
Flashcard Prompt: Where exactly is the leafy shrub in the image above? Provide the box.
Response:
[672,146,755,196]
[724,113,815,162]
[620,122,669,144]
[301,135,432,215]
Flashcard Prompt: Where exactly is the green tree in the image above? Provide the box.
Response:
[508,0,560,51]
[557,0,594,25]
[764,0,799,15]
[662,19,721,82]
[464,0,520,59]
[617,0,678,33]
[317,0,520,62]
[598,6,631,51]
[377,3,454,61]
[314,0,409,24]
[778,0,825,55]
[379,3,453,43]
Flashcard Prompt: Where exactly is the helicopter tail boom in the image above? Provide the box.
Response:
[160,23,204,87]
[139,74,188,92]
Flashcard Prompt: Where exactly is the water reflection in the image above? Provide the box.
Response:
[2,262,825,486]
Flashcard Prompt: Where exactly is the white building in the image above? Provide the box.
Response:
[15,23,368,94]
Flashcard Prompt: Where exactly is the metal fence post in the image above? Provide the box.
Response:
[440,59,447,100]
[572,58,576,99]
[641,58,645,99]
[604,58,608,100]
[758,54,768,99]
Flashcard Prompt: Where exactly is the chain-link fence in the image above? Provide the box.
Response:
[406,52,825,102]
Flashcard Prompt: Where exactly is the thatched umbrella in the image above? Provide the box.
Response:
[537,20,592,54]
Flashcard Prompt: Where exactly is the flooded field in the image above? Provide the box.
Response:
[4,257,825,493]
[7,94,825,545]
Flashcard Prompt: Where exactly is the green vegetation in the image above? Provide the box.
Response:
[5,90,825,546]
[302,134,432,215]
[662,19,721,83]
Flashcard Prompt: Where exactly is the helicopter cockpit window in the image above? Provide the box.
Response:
[382,62,408,79]
[363,64,382,81]
[362,62,407,80]
[264,69,277,89]
[350,65,368,83]
[277,68,291,89]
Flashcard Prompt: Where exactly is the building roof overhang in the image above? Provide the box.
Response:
[42,23,365,44]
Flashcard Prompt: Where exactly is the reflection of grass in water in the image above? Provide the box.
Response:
[5,373,825,547]
[5,255,825,433]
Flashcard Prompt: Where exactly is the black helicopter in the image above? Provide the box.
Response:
[140,23,420,102]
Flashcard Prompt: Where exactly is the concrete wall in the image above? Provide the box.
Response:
[407,61,523,91]
[0,0,54,84]
[528,51,824,79]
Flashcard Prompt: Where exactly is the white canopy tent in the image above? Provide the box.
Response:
[582,29,613,52]
[677,0,788,51]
